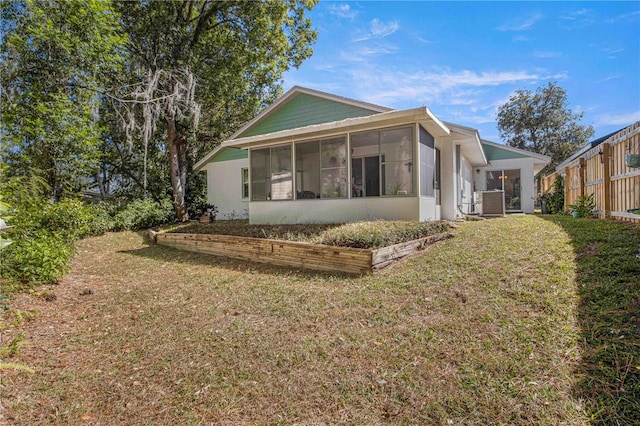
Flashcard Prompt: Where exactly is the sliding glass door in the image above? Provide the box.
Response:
[351,156,380,197]
[485,169,521,211]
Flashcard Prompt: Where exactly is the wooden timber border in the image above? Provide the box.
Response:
[149,230,452,274]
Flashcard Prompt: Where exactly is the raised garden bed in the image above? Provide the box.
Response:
[150,221,453,274]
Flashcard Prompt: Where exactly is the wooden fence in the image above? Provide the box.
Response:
[541,121,640,222]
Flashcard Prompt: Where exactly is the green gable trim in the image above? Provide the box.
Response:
[211,147,248,163]
[239,93,380,138]
[482,143,529,161]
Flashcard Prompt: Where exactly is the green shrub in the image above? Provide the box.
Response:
[569,193,596,218]
[112,198,175,231]
[0,197,112,290]
[1,234,73,287]
[6,198,96,241]
[84,202,117,235]
[541,175,565,214]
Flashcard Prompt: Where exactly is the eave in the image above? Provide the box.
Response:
[480,139,551,175]
[194,145,225,172]
[445,122,488,167]
[221,107,451,150]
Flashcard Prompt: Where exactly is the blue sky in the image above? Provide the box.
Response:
[283,1,640,143]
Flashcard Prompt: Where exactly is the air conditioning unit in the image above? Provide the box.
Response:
[477,190,506,217]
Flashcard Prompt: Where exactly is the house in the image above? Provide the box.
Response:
[194,86,550,224]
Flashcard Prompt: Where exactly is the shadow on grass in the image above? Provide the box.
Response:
[120,231,357,281]
[539,215,640,424]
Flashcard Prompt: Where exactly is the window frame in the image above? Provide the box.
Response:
[249,144,293,201]
[350,125,415,197]
[241,167,249,199]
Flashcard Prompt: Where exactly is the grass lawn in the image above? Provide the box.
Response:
[1,215,638,424]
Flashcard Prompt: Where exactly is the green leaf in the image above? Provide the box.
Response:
[0,236,13,250]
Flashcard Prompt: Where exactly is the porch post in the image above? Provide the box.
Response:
[438,135,457,220]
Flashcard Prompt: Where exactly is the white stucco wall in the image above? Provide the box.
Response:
[437,136,457,220]
[460,157,475,214]
[475,157,537,213]
[249,197,420,224]
[204,158,249,220]
[419,197,438,221]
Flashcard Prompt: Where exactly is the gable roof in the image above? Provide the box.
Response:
[196,86,548,172]
[232,86,391,139]
[194,145,247,171]
[481,139,551,174]
[445,122,487,166]
[223,106,451,149]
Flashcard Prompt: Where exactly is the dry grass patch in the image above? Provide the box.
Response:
[3,216,633,424]
[170,220,452,249]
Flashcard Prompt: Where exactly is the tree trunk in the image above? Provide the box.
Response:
[94,168,107,199]
[167,116,189,221]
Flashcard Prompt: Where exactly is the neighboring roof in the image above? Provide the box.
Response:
[221,107,451,149]
[480,139,551,175]
[232,86,392,139]
[555,127,627,171]
[194,145,247,171]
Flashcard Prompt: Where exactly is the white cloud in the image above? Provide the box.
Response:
[327,3,358,19]
[497,13,542,31]
[347,67,565,108]
[339,44,399,62]
[532,51,562,58]
[598,73,622,83]
[561,8,591,21]
[601,47,624,55]
[417,36,437,44]
[370,19,399,38]
[620,10,640,20]
[594,110,640,127]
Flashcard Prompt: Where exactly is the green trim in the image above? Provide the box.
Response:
[211,147,248,163]
[482,143,529,161]
[239,93,379,138]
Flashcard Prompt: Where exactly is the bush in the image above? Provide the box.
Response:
[1,234,73,288]
[0,196,175,291]
[541,175,565,214]
[1,199,86,288]
[84,202,117,235]
[569,193,596,218]
[112,198,175,231]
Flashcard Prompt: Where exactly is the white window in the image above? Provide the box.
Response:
[241,168,249,199]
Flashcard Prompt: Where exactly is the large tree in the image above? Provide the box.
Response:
[0,0,124,201]
[496,82,594,175]
[110,0,317,221]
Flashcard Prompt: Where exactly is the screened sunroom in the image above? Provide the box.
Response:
[249,125,425,202]
[240,113,448,224]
